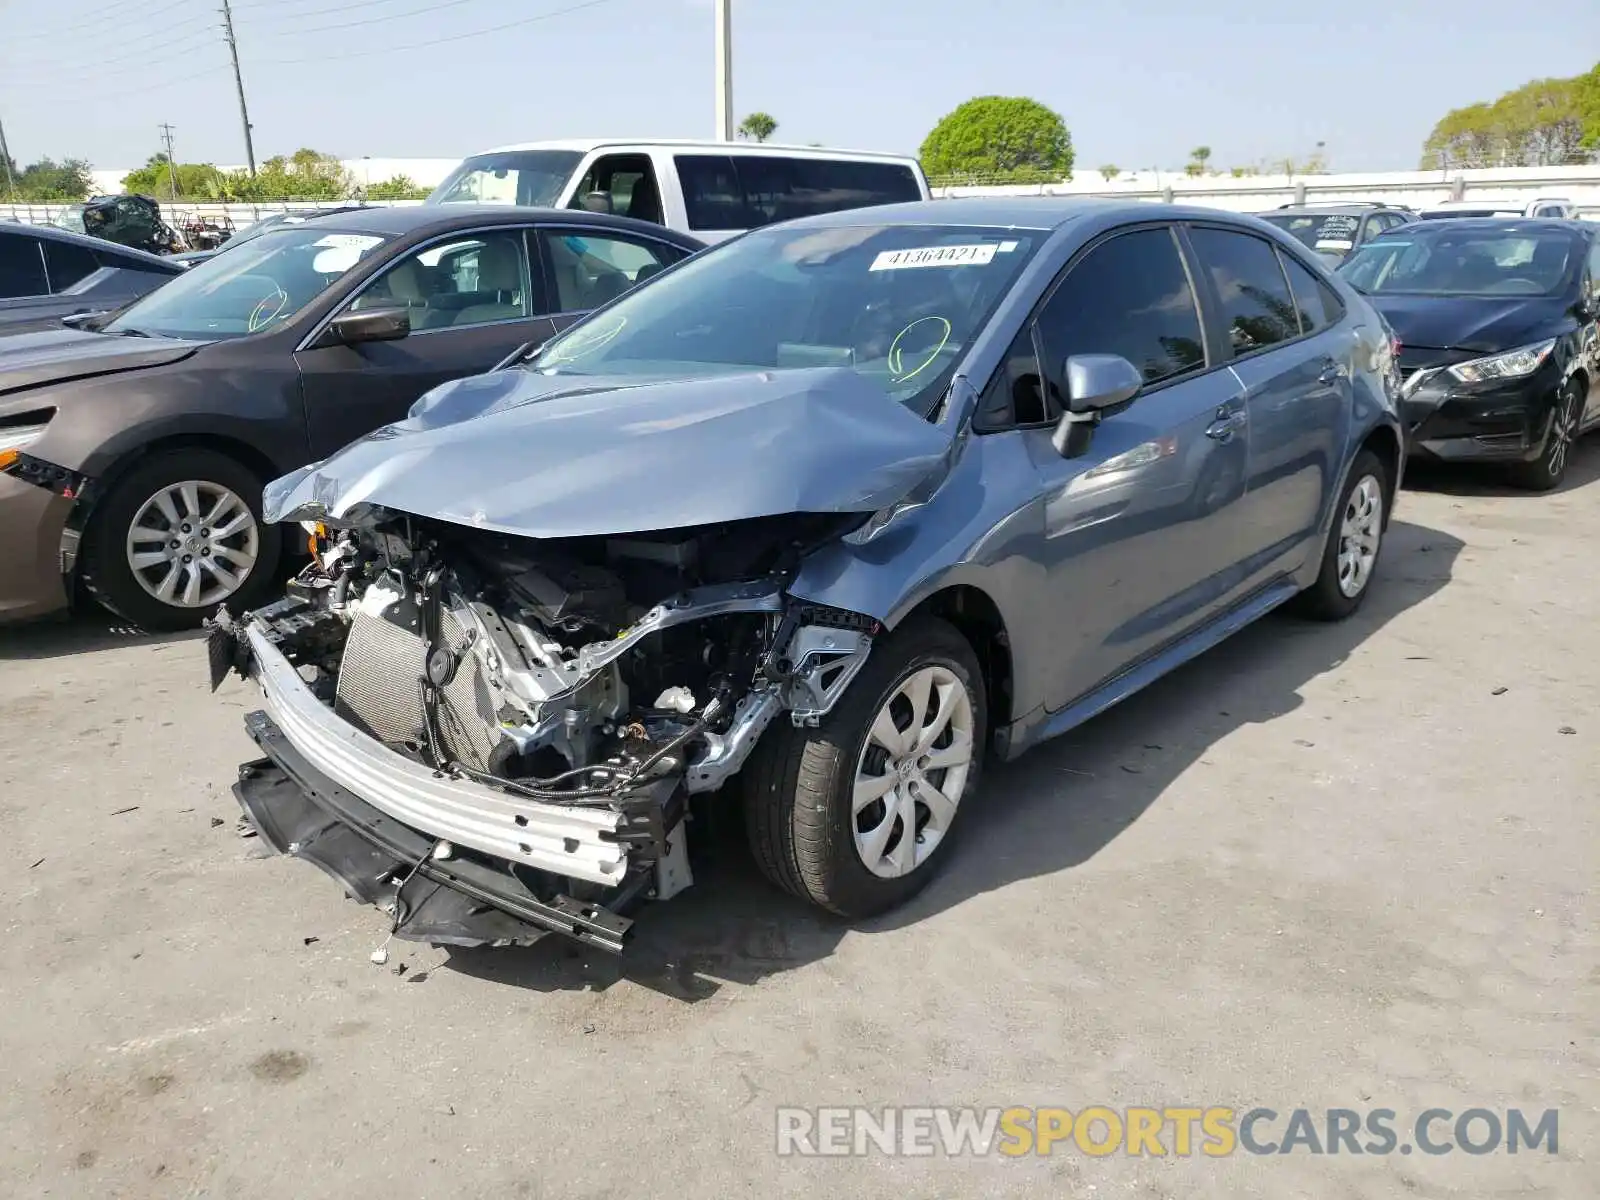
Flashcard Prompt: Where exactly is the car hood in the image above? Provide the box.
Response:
[0,327,203,397]
[264,367,956,539]
[1366,294,1572,354]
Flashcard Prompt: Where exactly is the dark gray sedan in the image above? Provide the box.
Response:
[211,198,1407,953]
[0,222,184,333]
[0,204,700,627]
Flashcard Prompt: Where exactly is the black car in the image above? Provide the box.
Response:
[0,222,185,333]
[1255,203,1416,266]
[0,205,700,628]
[1338,218,1600,490]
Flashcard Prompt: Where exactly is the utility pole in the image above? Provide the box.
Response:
[0,111,16,199]
[159,123,179,200]
[714,0,732,142]
[220,0,257,175]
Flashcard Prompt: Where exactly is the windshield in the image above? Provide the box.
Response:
[51,206,86,233]
[1338,229,1577,297]
[427,150,584,206]
[1260,212,1363,257]
[532,223,1040,412]
[105,226,389,339]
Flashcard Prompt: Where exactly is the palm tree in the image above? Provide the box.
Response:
[737,112,779,142]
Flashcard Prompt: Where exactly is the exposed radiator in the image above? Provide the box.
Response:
[333,606,500,772]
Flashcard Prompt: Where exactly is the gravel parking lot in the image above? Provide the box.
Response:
[0,451,1595,1199]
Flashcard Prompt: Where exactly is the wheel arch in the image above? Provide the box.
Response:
[65,432,286,579]
[1356,422,1403,528]
[900,583,1015,737]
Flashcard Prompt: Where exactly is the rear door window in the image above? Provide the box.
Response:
[1189,227,1301,356]
[537,229,685,314]
[0,231,49,298]
[673,155,921,232]
[43,240,101,292]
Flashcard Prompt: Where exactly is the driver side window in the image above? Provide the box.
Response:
[979,226,1206,430]
[352,231,536,330]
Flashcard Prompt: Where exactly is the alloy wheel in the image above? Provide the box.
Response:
[1546,385,1580,480]
[124,480,260,609]
[1336,474,1383,599]
[851,665,975,879]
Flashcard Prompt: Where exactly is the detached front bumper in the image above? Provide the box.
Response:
[231,618,659,952]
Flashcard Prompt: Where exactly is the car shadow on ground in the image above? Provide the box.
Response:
[446,516,1465,1001]
[0,606,204,662]
[1401,434,1600,499]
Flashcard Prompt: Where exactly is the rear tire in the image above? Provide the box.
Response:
[80,448,280,631]
[743,616,986,918]
[1292,449,1387,622]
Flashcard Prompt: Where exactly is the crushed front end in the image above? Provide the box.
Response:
[210,511,877,953]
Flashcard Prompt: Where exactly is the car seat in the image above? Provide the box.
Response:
[451,240,525,325]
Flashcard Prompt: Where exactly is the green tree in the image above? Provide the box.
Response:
[13,157,93,201]
[227,148,355,202]
[1186,145,1212,176]
[919,96,1073,185]
[1099,164,1120,181]
[737,112,779,142]
[364,174,429,200]
[1422,67,1598,167]
[1577,62,1600,151]
[122,153,229,200]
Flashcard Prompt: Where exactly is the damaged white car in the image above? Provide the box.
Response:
[209,202,1403,953]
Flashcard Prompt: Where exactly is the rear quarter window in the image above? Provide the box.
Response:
[674,155,922,232]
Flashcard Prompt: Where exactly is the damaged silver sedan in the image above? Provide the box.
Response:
[210,200,1404,953]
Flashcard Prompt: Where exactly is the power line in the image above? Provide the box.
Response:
[6,0,205,43]
[232,0,424,22]
[3,28,224,84]
[250,0,492,39]
[250,0,623,65]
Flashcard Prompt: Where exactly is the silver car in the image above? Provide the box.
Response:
[210,199,1405,954]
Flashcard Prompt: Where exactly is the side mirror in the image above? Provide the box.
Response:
[1051,354,1144,457]
[580,191,614,215]
[315,305,411,349]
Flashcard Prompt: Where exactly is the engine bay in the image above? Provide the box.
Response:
[212,508,880,931]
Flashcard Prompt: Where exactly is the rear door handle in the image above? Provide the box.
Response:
[1318,364,1346,385]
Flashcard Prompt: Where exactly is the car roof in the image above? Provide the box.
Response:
[1263,205,1398,216]
[761,197,1280,234]
[258,203,703,245]
[1369,216,1587,236]
[0,219,180,268]
[472,138,921,165]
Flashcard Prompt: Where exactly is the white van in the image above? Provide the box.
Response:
[425,139,930,243]
[1419,197,1577,220]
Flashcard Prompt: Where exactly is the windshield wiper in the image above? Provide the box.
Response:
[113,327,152,337]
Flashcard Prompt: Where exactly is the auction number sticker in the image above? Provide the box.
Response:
[871,243,998,271]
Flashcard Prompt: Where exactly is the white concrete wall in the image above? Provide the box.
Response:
[934,164,1600,216]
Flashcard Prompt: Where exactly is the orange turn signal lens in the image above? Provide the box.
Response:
[0,449,18,472]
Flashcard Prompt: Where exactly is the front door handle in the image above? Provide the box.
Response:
[1318,363,1346,385]
[1205,410,1247,442]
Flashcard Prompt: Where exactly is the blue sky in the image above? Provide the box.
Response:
[3,0,1597,173]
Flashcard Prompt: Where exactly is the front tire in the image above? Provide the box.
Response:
[743,616,987,918]
[1509,379,1583,492]
[80,449,279,630]
[1292,448,1387,621]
